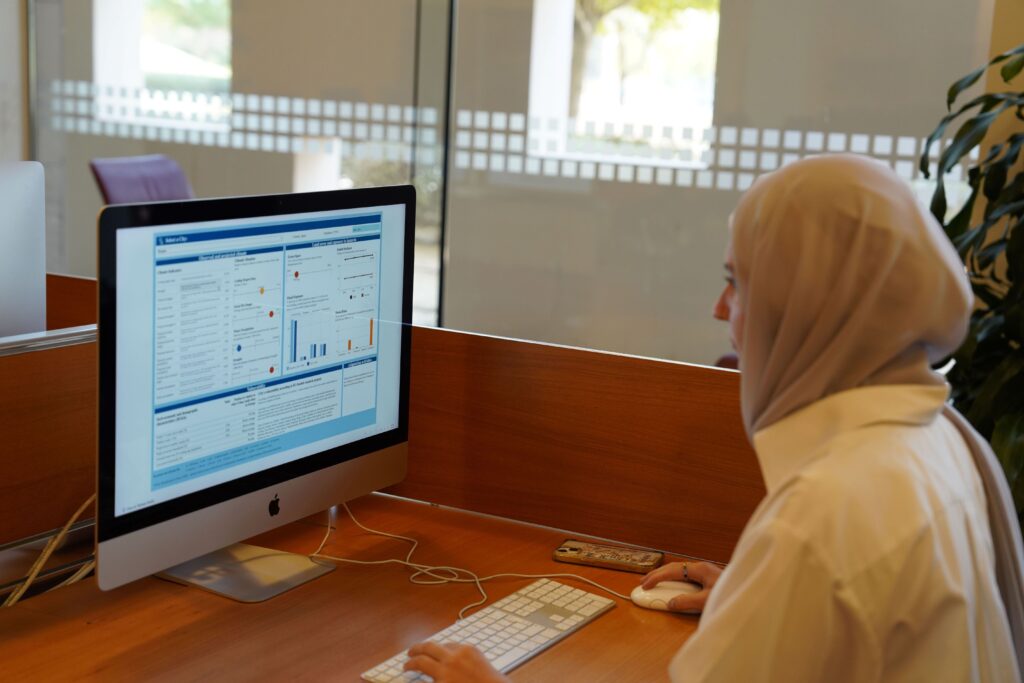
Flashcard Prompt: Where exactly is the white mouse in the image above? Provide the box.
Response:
[630,580,701,612]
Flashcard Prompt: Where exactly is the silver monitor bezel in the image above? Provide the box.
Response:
[96,185,414,589]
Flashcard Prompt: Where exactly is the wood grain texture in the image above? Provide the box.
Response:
[392,327,764,563]
[46,274,97,330]
[0,341,97,545]
[0,495,696,682]
[17,281,763,563]
[0,274,97,544]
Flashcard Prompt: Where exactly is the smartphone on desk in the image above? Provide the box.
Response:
[553,539,663,573]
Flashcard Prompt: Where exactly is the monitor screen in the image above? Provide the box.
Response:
[97,186,413,590]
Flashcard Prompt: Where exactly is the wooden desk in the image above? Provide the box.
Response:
[0,495,696,681]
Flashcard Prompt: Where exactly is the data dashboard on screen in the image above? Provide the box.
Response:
[113,204,406,517]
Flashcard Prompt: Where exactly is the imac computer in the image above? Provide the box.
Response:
[96,186,414,601]
[0,161,46,337]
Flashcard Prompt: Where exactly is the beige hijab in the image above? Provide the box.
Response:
[730,153,1024,663]
[731,154,969,432]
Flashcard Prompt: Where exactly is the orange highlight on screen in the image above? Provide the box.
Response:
[369,319,374,346]
[348,339,352,351]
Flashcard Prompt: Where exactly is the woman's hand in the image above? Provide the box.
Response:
[640,561,723,613]
[404,642,510,683]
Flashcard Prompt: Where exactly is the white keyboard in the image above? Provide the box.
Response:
[361,579,616,682]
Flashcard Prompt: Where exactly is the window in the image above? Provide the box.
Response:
[529,0,719,166]
[141,0,231,94]
[93,0,231,128]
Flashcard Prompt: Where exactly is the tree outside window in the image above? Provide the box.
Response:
[568,0,719,160]
[142,0,231,94]
[93,0,230,127]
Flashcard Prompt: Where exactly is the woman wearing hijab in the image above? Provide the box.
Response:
[404,154,1024,681]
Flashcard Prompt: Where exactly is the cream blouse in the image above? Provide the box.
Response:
[669,384,1019,682]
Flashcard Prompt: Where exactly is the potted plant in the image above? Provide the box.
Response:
[921,42,1024,522]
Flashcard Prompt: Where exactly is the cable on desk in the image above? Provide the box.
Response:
[50,558,96,591]
[310,503,632,620]
[3,493,96,608]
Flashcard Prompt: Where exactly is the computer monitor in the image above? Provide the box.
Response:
[96,186,414,601]
[0,162,46,337]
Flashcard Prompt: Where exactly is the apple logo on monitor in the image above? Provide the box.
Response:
[269,494,280,516]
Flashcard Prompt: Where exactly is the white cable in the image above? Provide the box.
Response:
[50,558,96,591]
[311,502,632,620]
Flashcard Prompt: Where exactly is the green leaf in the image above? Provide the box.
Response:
[1002,54,1024,83]
[983,161,1008,204]
[945,41,1024,109]
[991,413,1024,483]
[966,354,1024,431]
[990,198,1024,222]
[954,219,992,255]
[972,283,1004,309]
[921,94,1021,175]
[945,185,978,241]
[1009,221,1024,282]
[992,171,1024,215]
[930,179,948,223]
[1006,308,1024,344]
[975,313,1006,342]
[939,108,1006,175]
[980,145,1024,222]
[947,65,989,109]
[982,139,1008,166]
[976,239,1008,269]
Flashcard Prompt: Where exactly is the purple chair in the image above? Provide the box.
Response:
[714,353,739,370]
[89,154,195,204]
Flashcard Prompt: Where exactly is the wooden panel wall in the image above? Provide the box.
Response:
[392,328,764,563]
[46,274,98,330]
[0,275,98,545]
[0,341,96,545]
[14,276,764,562]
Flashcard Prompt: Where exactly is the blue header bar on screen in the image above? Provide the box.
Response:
[156,245,284,266]
[286,235,380,251]
[154,213,382,245]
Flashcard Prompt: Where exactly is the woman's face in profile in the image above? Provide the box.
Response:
[713,240,743,354]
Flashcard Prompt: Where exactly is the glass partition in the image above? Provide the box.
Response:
[26,0,998,362]
[439,0,992,364]
[30,0,446,325]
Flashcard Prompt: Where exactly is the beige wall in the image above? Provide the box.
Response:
[232,0,416,103]
[714,0,993,133]
[981,0,1023,283]
[985,0,1023,131]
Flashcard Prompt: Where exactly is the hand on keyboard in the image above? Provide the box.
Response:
[362,579,616,682]
[404,642,509,683]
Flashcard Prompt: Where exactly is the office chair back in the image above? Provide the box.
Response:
[89,154,195,205]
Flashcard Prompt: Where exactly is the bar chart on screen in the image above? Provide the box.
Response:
[284,235,379,373]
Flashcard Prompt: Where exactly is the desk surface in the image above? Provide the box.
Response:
[0,495,697,681]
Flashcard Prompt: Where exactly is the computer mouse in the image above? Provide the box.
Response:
[630,580,701,612]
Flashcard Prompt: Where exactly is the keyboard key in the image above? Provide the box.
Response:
[361,580,615,681]
[491,647,529,671]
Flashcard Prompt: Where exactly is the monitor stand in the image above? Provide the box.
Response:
[158,543,334,602]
